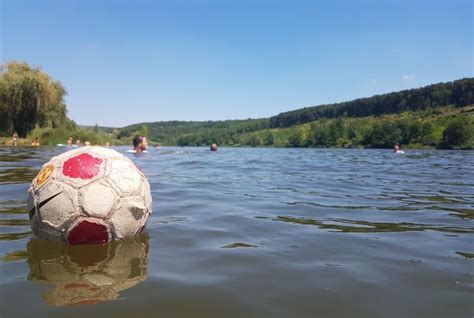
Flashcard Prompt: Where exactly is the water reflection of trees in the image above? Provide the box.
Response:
[27,233,149,306]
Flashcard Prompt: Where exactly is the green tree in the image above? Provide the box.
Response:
[263,131,274,145]
[142,125,149,138]
[248,134,261,147]
[441,118,473,148]
[418,122,436,146]
[288,129,304,147]
[0,61,71,137]
[366,122,402,148]
[327,118,345,145]
[312,123,330,146]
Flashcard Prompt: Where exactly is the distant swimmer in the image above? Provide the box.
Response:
[127,135,149,154]
[12,132,18,146]
[210,143,218,151]
[31,137,40,146]
[393,143,405,154]
[76,138,82,147]
[67,137,73,147]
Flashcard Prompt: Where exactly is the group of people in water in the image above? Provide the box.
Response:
[66,137,81,147]
[11,132,40,147]
[65,136,110,148]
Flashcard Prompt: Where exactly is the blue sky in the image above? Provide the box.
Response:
[1,0,472,127]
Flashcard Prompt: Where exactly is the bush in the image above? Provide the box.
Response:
[440,118,474,149]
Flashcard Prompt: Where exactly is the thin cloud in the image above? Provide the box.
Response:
[402,74,416,80]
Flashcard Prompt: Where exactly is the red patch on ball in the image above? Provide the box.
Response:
[67,220,109,245]
[62,153,103,180]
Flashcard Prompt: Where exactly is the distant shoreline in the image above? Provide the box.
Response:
[2,63,472,151]
[0,140,471,151]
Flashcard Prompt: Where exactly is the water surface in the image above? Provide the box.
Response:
[0,146,473,317]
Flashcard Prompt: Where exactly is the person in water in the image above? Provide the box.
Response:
[393,143,405,154]
[12,132,18,146]
[67,137,73,146]
[133,135,148,153]
[31,137,40,146]
[210,143,218,151]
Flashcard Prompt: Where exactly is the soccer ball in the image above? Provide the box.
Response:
[28,146,152,245]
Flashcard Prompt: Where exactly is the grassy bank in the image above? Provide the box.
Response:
[1,128,127,147]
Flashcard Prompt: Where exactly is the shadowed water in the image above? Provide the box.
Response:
[0,146,473,317]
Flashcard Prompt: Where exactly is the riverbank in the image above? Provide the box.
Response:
[2,105,472,150]
[118,105,473,149]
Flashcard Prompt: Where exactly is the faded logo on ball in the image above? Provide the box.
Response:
[28,147,152,245]
[35,164,54,187]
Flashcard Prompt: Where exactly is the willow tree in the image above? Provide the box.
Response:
[0,61,73,137]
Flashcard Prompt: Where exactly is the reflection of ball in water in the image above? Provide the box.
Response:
[28,146,152,244]
[27,234,149,306]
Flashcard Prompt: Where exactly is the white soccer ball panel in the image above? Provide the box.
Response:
[87,147,123,159]
[110,196,147,239]
[107,159,143,196]
[80,181,118,218]
[37,181,80,230]
[141,179,153,212]
[82,273,116,286]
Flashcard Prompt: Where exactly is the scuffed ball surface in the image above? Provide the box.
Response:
[28,146,152,244]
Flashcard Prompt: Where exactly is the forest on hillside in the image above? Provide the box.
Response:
[1,61,472,149]
[241,106,473,149]
[120,78,473,149]
[269,78,474,128]
[161,106,472,149]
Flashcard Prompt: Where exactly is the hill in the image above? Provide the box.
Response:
[118,78,473,149]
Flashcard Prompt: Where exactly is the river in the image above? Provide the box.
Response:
[0,146,473,317]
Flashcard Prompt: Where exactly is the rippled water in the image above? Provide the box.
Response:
[0,146,473,317]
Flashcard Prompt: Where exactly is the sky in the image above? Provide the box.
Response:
[1,0,472,127]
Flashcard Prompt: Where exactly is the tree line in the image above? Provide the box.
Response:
[120,118,270,146]
[137,77,473,149]
[281,110,472,149]
[169,106,473,149]
[0,62,76,138]
[269,78,474,128]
